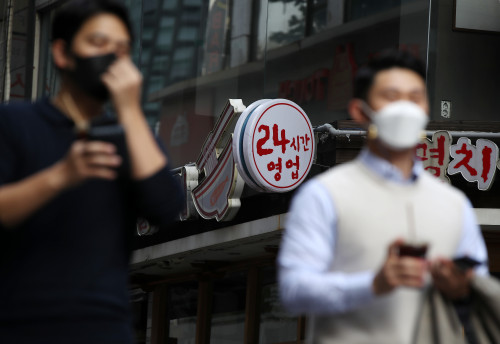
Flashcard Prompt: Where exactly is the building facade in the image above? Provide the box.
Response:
[3,0,500,343]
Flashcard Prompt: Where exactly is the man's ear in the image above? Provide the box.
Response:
[51,39,71,70]
[348,99,370,125]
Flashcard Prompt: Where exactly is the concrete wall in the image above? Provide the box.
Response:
[428,0,500,121]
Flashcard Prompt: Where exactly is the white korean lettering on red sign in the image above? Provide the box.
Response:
[447,137,499,191]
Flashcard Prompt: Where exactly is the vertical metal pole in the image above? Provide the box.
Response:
[4,0,14,103]
[24,0,36,101]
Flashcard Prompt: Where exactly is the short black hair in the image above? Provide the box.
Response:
[52,0,134,47]
[354,49,426,101]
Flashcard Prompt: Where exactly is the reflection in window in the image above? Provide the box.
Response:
[171,47,196,80]
[167,281,198,344]
[345,0,401,21]
[143,11,157,42]
[124,0,206,120]
[311,0,327,34]
[156,17,176,51]
[259,266,298,344]
[163,0,178,10]
[148,75,165,94]
[266,0,306,50]
[156,27,175,51]
[141,50,151,69]
[152,55,170,73]
[178,27,198,42]
[184,0,203,6]
[254,0,268,60]
[182,9,202,22]
[160,16,176,29]
[36,7,61,98]
[143,27,155,41]
[122,0,142,63]
[210,271,247,344]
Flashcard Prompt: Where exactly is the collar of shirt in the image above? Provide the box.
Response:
[37,97,74,128]
[358,148,423,184]
[38,97,113,129]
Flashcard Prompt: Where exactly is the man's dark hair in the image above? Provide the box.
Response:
[354,49,426,101]
[52,0,134,47]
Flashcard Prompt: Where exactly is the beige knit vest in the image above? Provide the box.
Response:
[310,159,466,344]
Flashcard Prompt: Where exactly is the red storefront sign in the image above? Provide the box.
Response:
[448,137,498,191]
[416,131,452,183]
[416,131,499,191]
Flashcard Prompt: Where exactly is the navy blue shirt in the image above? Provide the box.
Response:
[0,98,183,343]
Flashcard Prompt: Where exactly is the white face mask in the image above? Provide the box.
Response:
[363,100,429,150]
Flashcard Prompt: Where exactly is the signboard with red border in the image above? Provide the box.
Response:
[233,99,315,193]
[191,99,245,221]
[416,130,499,191]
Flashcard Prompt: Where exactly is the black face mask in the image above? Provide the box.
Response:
[66,52,117,102]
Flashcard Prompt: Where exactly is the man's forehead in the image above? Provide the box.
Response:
[86,31,130,44]
[372,67,426,91]
[78,13,131,40]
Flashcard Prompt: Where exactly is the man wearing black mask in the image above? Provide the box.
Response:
[0,1,184,343]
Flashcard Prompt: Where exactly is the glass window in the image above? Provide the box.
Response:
[1,0,34,101]
[143,0,158,12]
[163,0,179,10]
[345,0,401,21]
[203,0,230,75]
[171,46,195,79]
[266,0,306,50]
[122,0,142,63]
[178,26,198,42]
[147,75,165,94]
[254,0,268,61]
[118,0,435,167]
[143,27,155,41]
[182,9,202,22]
[160,15,176,29]
[310,0,328,34]
[166,281,198,343]
[152,55,170,73]
[36,6,61,98]
[183,0,203,6]
[210,271,247,344]
[156,28,175,51]
[258,266,298,344]
[141,50,152,68]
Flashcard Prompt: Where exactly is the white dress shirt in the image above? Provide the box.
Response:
[278,149,489,315]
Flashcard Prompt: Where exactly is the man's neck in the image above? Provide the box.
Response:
[52,79,104,130]
[367,140,416,179]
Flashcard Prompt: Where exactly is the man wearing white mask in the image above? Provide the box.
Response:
[278,50,489,343]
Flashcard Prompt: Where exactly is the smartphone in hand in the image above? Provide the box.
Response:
[87,120,130,178]
[453,256,482,271]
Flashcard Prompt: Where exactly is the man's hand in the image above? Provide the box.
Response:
[56,140,122,188]
[373,239,427,295]
[430,258,474,300]
[101,56,143,119]
[100,56,167,180]
[0,140,121,228]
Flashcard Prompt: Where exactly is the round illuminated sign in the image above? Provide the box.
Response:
[233,99,315,193]
[136,218,159,236]
[232,99,270,192]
